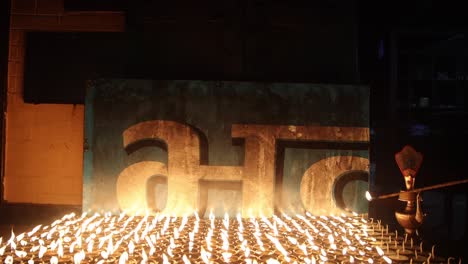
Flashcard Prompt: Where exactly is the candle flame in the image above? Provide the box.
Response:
[201,246,211,263]
[166,245,173,257]
[57,241,64,258]
[194,210,200,221]
[383,256,392,263]
[162,253,170,264]
[4,256,13,264]
[376,246,384,256]
[299,243,308,255]
[319,254,328,262]
[50,256,58,264]
[265,233,289,261]
[209,209,215,221]
[14,250,27,258]
[87,240,94,253]
[73,250,85,264]
[222,252,232,262]
[128,240,135,254]
[38,245,47,258]
[28,225,42,237]
[223,212,230,229]
[287,236,298,245]
[0,211,445,263]
[183,254,191,264]
[118,251,129,264]
[100,250,109,259]
[0,245,6,256]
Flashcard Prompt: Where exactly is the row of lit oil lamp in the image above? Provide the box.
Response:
[0,211,461,264]
[364,220,458,264]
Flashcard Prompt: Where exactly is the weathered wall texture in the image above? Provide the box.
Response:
[85,80,369,216]
[4,0,124,204]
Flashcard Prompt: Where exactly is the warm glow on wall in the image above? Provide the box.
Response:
[4,92,84,205]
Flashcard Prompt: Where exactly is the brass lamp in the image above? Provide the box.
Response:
[394,145,425,236]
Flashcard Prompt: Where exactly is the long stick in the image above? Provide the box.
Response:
[374,178,468,200]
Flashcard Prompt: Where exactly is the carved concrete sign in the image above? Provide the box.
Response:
[84,80,369,217]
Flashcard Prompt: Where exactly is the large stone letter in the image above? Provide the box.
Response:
[300,156,369,215]
[232,125,369,217]
[118,121,369,217]
[123,121,201,215]
[233,130,276,217]
[116,161,167,214]
[118,120,244,216]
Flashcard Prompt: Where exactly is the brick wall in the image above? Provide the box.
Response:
[4,0,124,205]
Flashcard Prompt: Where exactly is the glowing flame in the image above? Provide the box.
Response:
[141,248,148,263]
[201,246,211,264]
[287,236,298,245]
[299,243,308,256]
[50,256,58,264]
[183,254,191,264]
[57,240,64,258]
[319,254,328,262]
[223,212,230,229]
[376,246,384,256]
[162,253,170,264]
[73,250,85,264]
[0,210,443,263]
[4,256,13,264]
[383,256,392,263]
[245,246,251,258]
[14,250,27,258]
[365,191,373,201]
[222,251,232,262]
[128,240,135,255]
[266,259,281,264]
[266,233,290,261]
[38,245,47,258]
[87,239,94,253]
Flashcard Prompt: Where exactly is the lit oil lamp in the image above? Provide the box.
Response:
[0,211,457,264]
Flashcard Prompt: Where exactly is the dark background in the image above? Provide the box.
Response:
[1,0,468,260]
